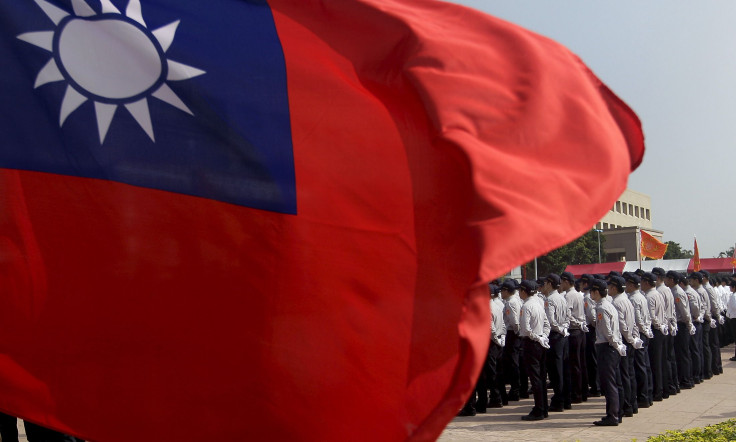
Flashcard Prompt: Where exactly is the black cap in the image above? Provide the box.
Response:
[590,279,607,293]
[651,267,666,278]
[665,270,680,281]
[520,280,537,294]
[730,279,736,288]
[580,274,594,284]
[536,278,545,287]
[688,272,703,283]
[641,272,656,285]
[700,269,710,278]
[607,271,622,280]
[501,280,516,292]
[560,271,575,283]
[608,276,626,292]
[546,273,561,287]
[595,274,607,280]
[634,268,645,277]
[624,273,641,285]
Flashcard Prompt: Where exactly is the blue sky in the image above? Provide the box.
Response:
[451,1,736,258]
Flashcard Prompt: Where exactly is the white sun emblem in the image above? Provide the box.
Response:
[17,0,205,143]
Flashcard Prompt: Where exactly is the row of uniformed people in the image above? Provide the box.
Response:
[459,269,736,426]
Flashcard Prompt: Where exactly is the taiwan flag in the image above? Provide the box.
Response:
[0,1,644,440]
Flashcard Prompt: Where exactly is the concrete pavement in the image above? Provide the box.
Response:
[439,346,736,441]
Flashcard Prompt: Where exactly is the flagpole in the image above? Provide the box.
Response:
[638,227,642,269]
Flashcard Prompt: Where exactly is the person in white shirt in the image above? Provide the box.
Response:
[625,272,653,410]
[665,271,694,390]
[488,284,507,408]
[500,280,523,403]
[540,273,571,412]
[590,279,626,426]
[561,271,586,404]
[727,279,736,362]
[652,267,676,396]
[642,272,666,402]
[519,280,550,421]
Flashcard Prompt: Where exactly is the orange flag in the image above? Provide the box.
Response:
[693,238,701,271]
[731,247,735,268]
[641,230,668,259]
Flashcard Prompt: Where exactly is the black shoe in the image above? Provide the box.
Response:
[589,390,602,397]
[487,401,503,409]
[502,399,508,405]
[571,398,583,404]
[549,405,564,412]
[694,379,701,384]
[729,356,736,361]
[457,408,476,416]
[653,396,663,402]
[681,383,693,390]
[543,411,549,418]
[593,418,619,426]
[508,394,520,402]
[719,368,724,374]
[633,409,639,414]
[638,401,650,409]
[564,403,572,410]
[623,409,634,417]
[663,393,670,399]
[521,412,544,421]
[476,407,487,413]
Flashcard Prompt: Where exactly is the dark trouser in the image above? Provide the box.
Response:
[0,412,18,442]
[618,343,632,415]
[675,322,692,385]
[730,318,736,357]
[523,338,548,416]
[690,322,703,381]
[626,342,638,412]
[488,343,505,405]
[585,328,600,394]
[648,329,665,399]
[633,334,650,403]
[568,328,585,401]
[665,333,678,392]
[503,330,522,398]
[596,343,621,421]
[710,323,722,374]
[547,331,570,407]
[702,322,712,377]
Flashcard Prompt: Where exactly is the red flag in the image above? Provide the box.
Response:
[0,1,644,440]
[641,230,668,260]
[694,238,701,271]
[731,247,736,268]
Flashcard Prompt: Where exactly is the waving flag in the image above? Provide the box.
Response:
[0,0,644,440]
[640,230,668,260]
[694,238,702,271]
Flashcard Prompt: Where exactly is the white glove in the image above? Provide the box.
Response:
[719,316,725,325]
[670,323,678,335]
[537,335,550,349]
[660,324,669,336]
[689,324,696,335]
[616,343,627,357]
[498,335,506,347]
[581,323,589,333]
[710,319,717,329]
[632,337,644,350]
[645,328,654,339]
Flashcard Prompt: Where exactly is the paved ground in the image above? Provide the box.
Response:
[440,346,736,442]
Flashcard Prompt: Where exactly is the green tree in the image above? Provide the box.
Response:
[718,246,735,259]
[523,230,603,277]
[662,241,693,259]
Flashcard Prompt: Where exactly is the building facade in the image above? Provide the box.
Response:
[595,189,660,262]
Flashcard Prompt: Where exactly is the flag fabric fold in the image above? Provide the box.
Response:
[0,1,644,440]
[693,238,701,272]
[640,230,668,260]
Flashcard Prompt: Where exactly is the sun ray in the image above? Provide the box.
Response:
[34,58,64,88]
[152,21,179,53]
[167,60,206,81]
[94,102,117,143]
[99,0,121,14]
[59,85,88,126]
[34,0,69,25]
[125,98,155,141]
[125,0,146,27]
[151,83,193,115]
[16,31,54,52]
[71,0,96,17]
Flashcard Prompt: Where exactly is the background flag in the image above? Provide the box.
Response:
[640,230,668,260]
[731,245,736,268]
[0,0,644,440]
[694,238,701,271]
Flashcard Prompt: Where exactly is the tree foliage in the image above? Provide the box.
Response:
[717,246,735,259]
[523,230,603,277]
[663,241,693,259]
